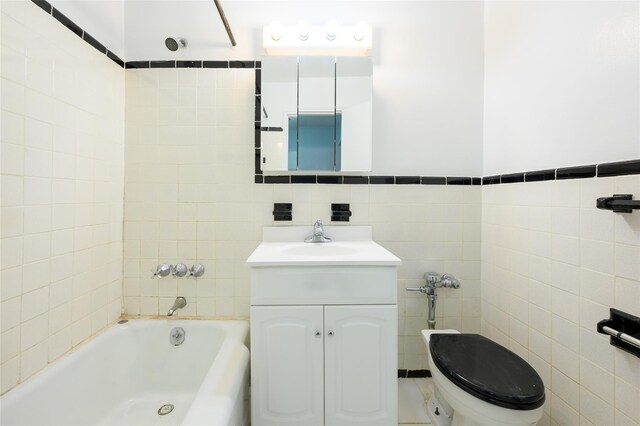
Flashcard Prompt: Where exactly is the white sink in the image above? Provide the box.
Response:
[246,226,401,267]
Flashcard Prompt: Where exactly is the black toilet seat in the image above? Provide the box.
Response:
[429,334,545,410]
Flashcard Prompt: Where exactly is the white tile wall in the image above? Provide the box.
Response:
[123,68,482,369]
[482,176,640,426]
[0,1,124,394]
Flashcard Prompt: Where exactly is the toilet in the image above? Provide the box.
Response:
[421,330,545,426]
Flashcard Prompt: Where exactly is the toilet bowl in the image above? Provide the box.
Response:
[421,330,545,426]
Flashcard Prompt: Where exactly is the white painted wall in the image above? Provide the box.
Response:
[483,1,640,176]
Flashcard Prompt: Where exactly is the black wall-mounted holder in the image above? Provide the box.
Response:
[596,194,640,213]
[597,308,640,358]
[273,203,292,221]
[331,204,352,222]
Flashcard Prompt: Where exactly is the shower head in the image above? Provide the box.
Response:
[165,37,187,52]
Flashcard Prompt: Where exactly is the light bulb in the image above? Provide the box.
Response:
[298,21,309,41]
[326,20,338,41]
[353,22,367,41]
[269,22,281,41]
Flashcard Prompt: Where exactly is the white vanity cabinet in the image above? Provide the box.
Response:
[250,304,396,426]
[247,226,401,426]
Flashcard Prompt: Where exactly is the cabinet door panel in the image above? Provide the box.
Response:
[324,305,397,426]
[251,306,324,426]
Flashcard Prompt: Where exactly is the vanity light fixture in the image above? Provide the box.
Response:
[263,22,372,55]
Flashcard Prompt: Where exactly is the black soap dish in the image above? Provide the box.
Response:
[331,204,352,222]
[597,308,640,358]
[273,203,292,221]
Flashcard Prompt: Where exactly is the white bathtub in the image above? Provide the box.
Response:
[0,319,250,426]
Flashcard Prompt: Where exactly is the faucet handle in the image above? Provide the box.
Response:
[424,272,441,286]
[189,263,205,278]
[152,263,172,279]
[172,263,188,278]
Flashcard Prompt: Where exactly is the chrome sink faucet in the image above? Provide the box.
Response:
[304,220,332,243]
[167,297,186,316]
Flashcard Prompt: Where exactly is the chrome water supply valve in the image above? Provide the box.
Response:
[406,272,461,330]
[152,263,172,279]
[172,263,188,278]
[189,263,205,278]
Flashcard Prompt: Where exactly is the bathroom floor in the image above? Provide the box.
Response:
[398,378,434,425]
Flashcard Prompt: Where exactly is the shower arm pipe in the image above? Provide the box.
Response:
[213,0,237,47]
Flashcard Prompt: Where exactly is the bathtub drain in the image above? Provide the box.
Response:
[158,404,174,416]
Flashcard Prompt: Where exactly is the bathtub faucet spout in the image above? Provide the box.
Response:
[167,297,187,316]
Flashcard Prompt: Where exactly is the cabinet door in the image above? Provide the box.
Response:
[260,56,297,171]
[251,306,324,426]
[336,56,372,172]
[324,305,397,426]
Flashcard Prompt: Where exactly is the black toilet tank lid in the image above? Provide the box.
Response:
[429,334,545,410]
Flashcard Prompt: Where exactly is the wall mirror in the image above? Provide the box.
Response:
[260,56,372,173]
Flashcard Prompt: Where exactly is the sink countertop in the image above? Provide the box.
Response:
[246,226,401,267]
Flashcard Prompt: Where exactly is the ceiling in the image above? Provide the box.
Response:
[47,0,456,61]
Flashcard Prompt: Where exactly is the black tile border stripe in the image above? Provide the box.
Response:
[106,51,124,68]
[482,175,500,185]
[31,0,125,68]
[125,61,150,69]
[291,175,317,184]
[343,176,369,185]
[556,164,596,180]
[446,177,472,186]
[256,158,639,185]
[421,176,446,185]
[150,60,176,69]
[124,60,258,70]
[177,60,203,68]
[525,169,555,182]
[204,61,229,68]
[32,0,51,14]
[396,176,420,185]
[500,172,525,184]
[52,7,83,38]
[597,159,640,177]
[82,31,107,54]
[398,369,432,378]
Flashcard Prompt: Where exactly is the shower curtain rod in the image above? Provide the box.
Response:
[213,0,237,46]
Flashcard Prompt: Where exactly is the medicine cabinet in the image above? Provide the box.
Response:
[260,56,372,173]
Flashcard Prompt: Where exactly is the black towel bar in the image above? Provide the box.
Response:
[597,309,640,358]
